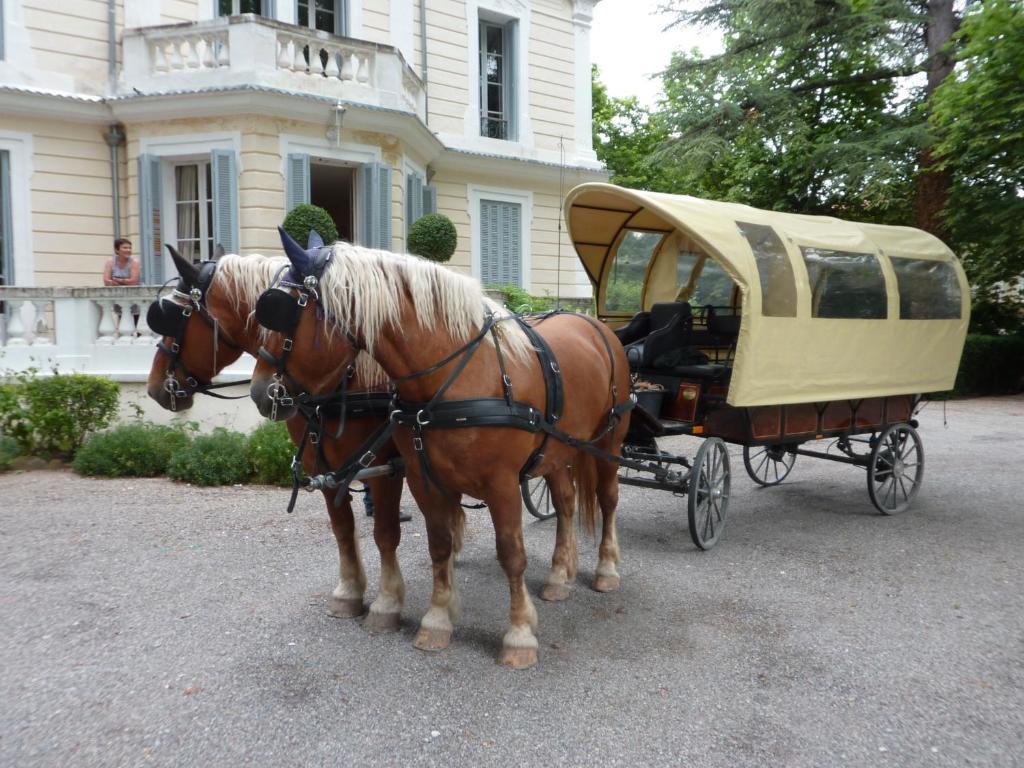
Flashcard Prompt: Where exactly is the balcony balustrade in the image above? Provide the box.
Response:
[121,14,425,119]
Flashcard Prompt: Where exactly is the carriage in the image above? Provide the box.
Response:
[522,183,970,550]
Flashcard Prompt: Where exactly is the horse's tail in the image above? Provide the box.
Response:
[451,504,467,554]
[573,452,599,538]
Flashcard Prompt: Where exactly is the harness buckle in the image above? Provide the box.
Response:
[413,437,424,452]
[309,431,320,445]
[171,342,180,353]
[186,377,198,388]
[182,305,193,317]
[550,361,560,374]
[359,451,375,467]
[283,338,293,351]
[502,374,512,388]
[297,293,308,308]
[415,409,431,426]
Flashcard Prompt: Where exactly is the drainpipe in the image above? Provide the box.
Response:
[104,125,126,239]
[107,0,117,93]
[419,0,429,120]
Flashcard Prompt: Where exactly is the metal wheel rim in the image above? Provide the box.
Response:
[867,424,924,515]
[742,444,796,486]
[521,476,556,521]
[688,438,731,550]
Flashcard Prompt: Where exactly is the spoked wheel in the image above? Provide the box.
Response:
[521,476,556,521]
[743,444,797,486]
[687,437,731,550]
[867,423,924,515]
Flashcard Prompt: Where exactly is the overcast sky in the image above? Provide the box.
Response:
[590,0,722,108]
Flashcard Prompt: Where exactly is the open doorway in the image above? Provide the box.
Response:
[310,161,355,244]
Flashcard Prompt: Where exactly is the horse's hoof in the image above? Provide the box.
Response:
[592,574,620,593]
[539,583,572,602]
[363,611,401,634]
[328,597,365,618]
[498,646,538,670]
[413,627,451,651]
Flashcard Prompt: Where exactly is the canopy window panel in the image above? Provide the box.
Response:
[890,257,963,320]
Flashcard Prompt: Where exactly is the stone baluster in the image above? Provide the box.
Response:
[201,37,216,69]
[169,39,184,70]
[357,54,371,84]
[115,304,137,345]
[277,36,292,70]
[324,48,340,79]
[186,38,201,68]
[31,300,51,346]
[312,45,327,77]
[95,300,117,345]
[340,52,355,81]
[133,302,158,346]
[152,42,169,73]
[216,36,230,67]
[3,300,28,347]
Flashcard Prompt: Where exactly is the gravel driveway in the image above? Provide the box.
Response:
[1,396,1022,767]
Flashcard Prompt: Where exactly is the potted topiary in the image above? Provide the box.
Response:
[407,213,457,263]
[282,204,339,247]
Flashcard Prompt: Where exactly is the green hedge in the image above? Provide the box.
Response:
[407,213,457,262]
[282,203,339,247]
[246,421,294,486]
[953,333,1024,396]
[168,428,251,486]
[73,423,192,477]
[0,434,19,472]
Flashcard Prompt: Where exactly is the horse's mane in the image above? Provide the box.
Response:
[211,252,388,386]
[318,243,534,362]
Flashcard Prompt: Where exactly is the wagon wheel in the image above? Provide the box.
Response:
[521,476,556,521]
[867,423,924,515]
[687,437,731,550]
[742,444,796,486]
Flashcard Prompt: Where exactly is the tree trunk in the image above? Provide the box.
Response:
[916,0,957,238]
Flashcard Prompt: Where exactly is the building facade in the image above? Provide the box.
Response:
[0,0,605,297]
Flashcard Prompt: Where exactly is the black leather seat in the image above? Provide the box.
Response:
[625,302,695,370]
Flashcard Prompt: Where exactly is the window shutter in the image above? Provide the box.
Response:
[137,153,162,284]
[0,151,13,285]
[499,201,521,286]
[406,171,424,234]
[286,153,310,212]
[479,200,521,287]
[211,149,238,255]
[360,161,392,250]
[505,20,518,141]
[336,0,349,35]
[423,184,437,216]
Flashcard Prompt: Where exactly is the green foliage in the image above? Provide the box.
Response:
[167,428,251,486]
[0,373,120,459]
[932,0,1024,306]
[953,334,1024,396]
[246,421,295,486]
[282,204,339,247]
[500,285,553,314]
[407,213,458,262]
[73,423,192,477]
[0,434,20,472]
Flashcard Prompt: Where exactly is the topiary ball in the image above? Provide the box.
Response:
[407,213,457,263]
[282,204,339,247]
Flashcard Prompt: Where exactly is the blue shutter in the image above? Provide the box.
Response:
[286,153,310,212]
[360,162,392,250]
[406,171,424,234]
[137,154,162,283]
[211,149,238,255]
[423,184,437,216]
[0,151,13,285]
[479,199,521,287]
[336,0,349,36]
[505,20,517,141]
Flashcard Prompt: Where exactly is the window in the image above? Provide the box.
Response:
[218,0,265,15]
[890,257,961,319]
[174,163,214,263]
[674,251,736,308]
[801,247,887,319]
[605,230,663,312]
[298,0,347,35]
[480,200,522,287]
[480,19,516,140]
[737,222,797,317]
[0,150,11,286]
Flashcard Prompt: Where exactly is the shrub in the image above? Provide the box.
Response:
[407,213,457,262]
[1,373,120,459]
[247,421,295,486]
[500,284,553,314]
[73,423,192,478]
[282,204,339,247]
[168,428,251,486]
[0,434,20,472]
[953,333,1024,396]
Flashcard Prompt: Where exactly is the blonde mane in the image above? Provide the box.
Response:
[317,242,535,362]
[211,252,389,386]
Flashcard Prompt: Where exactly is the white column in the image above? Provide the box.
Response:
[573,0,600,163]
[4,301,28,346]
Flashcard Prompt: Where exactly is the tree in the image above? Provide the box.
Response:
[931,0,1024,331]
[655,0,959,225]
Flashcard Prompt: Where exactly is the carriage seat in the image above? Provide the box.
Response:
[624,302,702,371]
[613,311,651,346]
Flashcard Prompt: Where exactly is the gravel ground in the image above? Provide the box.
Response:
[1,395,1022,768]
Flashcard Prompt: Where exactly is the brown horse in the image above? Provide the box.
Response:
[249,238,632,669]
[145,245,409,632]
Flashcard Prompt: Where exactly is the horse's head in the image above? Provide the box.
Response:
[145,244,245,411]
[249,227,359,420]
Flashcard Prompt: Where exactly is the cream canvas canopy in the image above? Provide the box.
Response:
[565,183,970,407]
